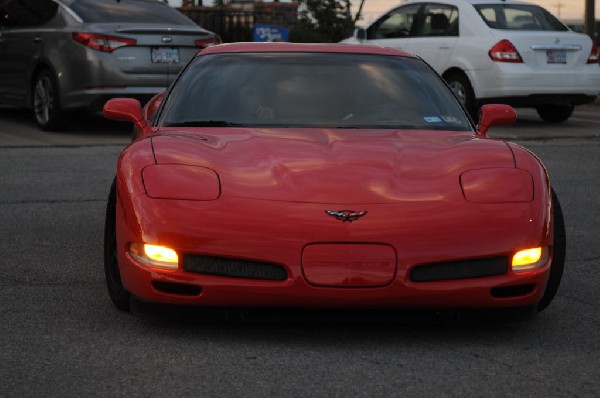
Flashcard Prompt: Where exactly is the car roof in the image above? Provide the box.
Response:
[199,42,417,58]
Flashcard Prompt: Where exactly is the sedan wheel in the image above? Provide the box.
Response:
[32,70,65,131]
[445,73,477,121]
[536,104,574,123]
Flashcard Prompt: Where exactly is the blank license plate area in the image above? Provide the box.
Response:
[302,243,396,287]
[546,50,566,64]
[151,47,180,63]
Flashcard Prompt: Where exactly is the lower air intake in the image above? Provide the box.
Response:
[152,281,201,296]
[184,254,288,281]
[491,284,536,298]
[410,256,508,282]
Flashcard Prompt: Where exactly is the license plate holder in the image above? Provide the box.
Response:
[546,50,566,64]
[151,47,180,64]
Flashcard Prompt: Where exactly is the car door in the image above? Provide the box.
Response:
[403,3,459,74]
[364,4,422,51]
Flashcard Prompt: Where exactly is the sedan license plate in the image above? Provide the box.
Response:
[151,47,180,64]
[546,50,566,64]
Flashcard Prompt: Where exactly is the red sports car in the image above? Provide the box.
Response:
[103,43,565,318]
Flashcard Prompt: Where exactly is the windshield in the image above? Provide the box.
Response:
[71,0,195,25]
[159,52,472,131]
[475,4,568,31]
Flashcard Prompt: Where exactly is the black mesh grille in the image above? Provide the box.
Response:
[410,257,508,282]
[184,255,288,281]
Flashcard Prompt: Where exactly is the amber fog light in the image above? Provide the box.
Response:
[130,242,179,270]
[511,247,548,273]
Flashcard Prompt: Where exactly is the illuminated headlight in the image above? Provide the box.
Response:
[130,242,179,270]
[142,164,220,201]
[460,168,533,203]
[512,247,548,272]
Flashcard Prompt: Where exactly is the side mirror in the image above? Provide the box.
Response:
[476,104,517,137]
[357,28,366,41]
[103,98,147,132]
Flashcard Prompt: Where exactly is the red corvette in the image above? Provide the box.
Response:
[103,43,565,317]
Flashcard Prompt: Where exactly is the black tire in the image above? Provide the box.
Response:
[104,179,131,312]
[445,72,477,121]
[32,69,66,131]
[537,188,566,312]
[536,104,574,123]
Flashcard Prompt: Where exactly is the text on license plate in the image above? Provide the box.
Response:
[546,50,566,64]
[151,47,180,63]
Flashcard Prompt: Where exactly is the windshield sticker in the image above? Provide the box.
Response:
[424,116,442,123]
[442,116,461,123]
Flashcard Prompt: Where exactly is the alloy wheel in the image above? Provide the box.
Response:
[33,75,54,125]
[448,80,467,106]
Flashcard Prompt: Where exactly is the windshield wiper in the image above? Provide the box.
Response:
[165,120,245,127]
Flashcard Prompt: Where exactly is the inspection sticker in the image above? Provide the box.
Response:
[442,116,460,123]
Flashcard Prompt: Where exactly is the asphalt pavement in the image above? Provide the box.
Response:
[489,104,600,140]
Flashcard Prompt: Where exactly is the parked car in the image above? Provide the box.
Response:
[103,42,565,319]
[342,0,600,122]
[0,0,219,130]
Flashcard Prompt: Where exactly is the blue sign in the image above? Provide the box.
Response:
[253,24,289,42]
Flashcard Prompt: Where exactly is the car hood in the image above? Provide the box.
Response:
[151,128,515,204]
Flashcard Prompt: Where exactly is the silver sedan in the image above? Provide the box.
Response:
[0,0,219,130]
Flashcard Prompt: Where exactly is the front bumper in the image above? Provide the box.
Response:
[115,192,553,309]
[470,62,600,103]
[121,252,551,309]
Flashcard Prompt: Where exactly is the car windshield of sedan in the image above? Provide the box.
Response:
[159,52,472,130]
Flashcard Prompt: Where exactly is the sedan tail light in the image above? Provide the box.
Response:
[588,43,599,64]
[195,36,221,48]
[72,32,137,52]
[489,39,523,63]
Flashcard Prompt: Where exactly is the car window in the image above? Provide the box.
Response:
[159,52,472,131]
[416,4,459,37]
[0,0,58,28]
[70,0,195,25]
[475,4,568,31]
[367,4,421,39]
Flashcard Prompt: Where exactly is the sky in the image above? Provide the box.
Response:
[167,0,599,25]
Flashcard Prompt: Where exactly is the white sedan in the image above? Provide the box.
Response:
[342,0,600,122]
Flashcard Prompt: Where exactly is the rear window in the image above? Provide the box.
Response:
[71,0,195,25]
[159,52,472,131]
[475,4,568,31]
